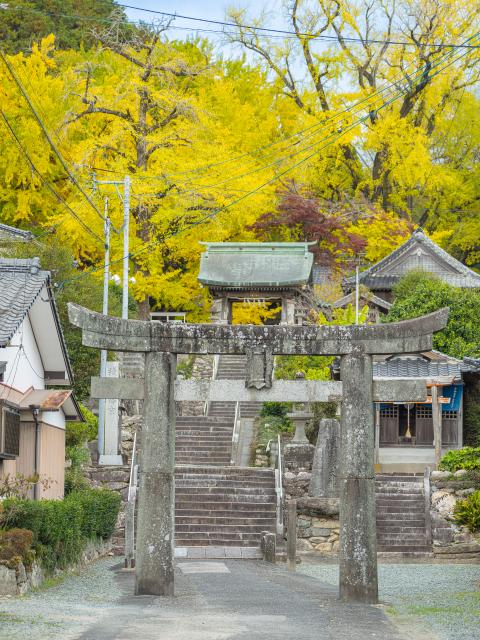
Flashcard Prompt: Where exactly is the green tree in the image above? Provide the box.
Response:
[386,270,480,359]
[0,1,126,53]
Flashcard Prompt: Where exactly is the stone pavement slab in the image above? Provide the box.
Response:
[78,560,403,640]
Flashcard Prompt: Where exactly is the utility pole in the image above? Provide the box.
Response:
[355,263,360,325]
[122,175,131,320]
[98,197,110,459]
[92,175,131,464]
[93,175,131,317]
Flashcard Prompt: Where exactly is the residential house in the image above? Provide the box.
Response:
[343,227,480,303]
[0,257,81,499]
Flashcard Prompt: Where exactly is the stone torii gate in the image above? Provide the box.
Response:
[68,303,448,604]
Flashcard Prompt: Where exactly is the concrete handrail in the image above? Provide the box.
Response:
[275,434,284,535]
[125,432,138,568]
[424,466,432,546]
[203,354,220,416]
[230,401,241,465]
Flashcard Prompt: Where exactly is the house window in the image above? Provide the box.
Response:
[443,411,458,420]
[416,405,432,419]
[380,405,398,418]
[2,407,20,457]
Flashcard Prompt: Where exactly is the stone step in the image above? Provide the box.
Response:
[175,527,269,537]
[176,516,275,526]
[175,525,268,545]
[377,546,432,553]
[378,538,428,546]
[174,546,261,559]
[176,488,274,495]
[175,477,273,489]
[176,508,275,518]
[175,538,262,547]
[376,475,423,482]
[176,493,276,503]
[376,519,425,527]
[175,465,274,476]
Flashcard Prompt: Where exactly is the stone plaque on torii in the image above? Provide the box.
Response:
[69,303,448,604]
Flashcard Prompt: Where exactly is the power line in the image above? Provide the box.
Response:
[0,110,104,244]
[1,4,479,49]
[127,37,479,196]
[0,50,105,224]
[117,4,480,49]
[57,38,477,290]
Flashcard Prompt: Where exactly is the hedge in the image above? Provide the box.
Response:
[439,447,480,472]
[0,489,121,572]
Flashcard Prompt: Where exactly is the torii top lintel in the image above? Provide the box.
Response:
[68,304,449,356]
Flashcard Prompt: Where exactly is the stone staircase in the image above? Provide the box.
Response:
[375,474,431,554]
[173,408,277,556]
[208,355,263,420]
[176,416,233,466]
[175,466,276,552]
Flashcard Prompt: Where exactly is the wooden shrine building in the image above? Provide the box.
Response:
[198,242,314,325]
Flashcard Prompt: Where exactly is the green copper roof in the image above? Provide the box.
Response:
[198,242,314,288]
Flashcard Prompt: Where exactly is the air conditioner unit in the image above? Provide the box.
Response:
[0,404,20,458]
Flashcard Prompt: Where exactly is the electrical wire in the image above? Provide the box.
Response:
[117,4,480,49]
[129,34,480,195]
[1,3,478,49]
[0,50,105,224]
[0,110,104,244]
[56,37,477,291]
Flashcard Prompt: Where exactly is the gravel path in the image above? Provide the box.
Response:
[0,557,122,640]
[0,558,478,639]
[298,562,480,640]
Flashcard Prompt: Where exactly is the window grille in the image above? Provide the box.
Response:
[442,411,458,420]
[380,406,398,418]
[416,405,432,419]
[2,407,20,456]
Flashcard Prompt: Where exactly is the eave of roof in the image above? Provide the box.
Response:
[198,242,314,288]
[0,223,33,240]
[0,258,74,384]
[344,228,480,289]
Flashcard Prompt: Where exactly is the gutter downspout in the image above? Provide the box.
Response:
[30,405,40,500]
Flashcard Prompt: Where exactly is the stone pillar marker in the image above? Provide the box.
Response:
[135,352,176,596]
[309,418,339,498]
[99,361,123,465]
[339,349,377,604]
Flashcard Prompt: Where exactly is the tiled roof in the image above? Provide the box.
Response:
[0,223,33,241]
[344,228,480,291]
[0,258,49,347]
[198,242,314,288]
[333,291,392,310]
[373,351,463,381]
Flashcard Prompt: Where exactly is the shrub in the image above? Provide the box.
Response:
[454,490,480,532]
[65,403,98,448]
[73,489,121,540]
[439,447,480,472]
[64,468,90,496]
[261,402,292,418]
[0,528,34,568]
[0,489,121,572]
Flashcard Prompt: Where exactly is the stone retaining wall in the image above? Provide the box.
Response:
[283,442,340,554]
[430,470,480,556]
[85,464,130,554]
[0,538,112,597]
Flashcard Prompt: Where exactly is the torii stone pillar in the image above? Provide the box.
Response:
[68,303,449,604]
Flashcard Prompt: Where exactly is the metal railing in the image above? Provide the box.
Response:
[230,401,241,465]
[203,354,220,416]
[274,434,284,534]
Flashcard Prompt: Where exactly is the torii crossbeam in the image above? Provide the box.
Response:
[69,304,449,604]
